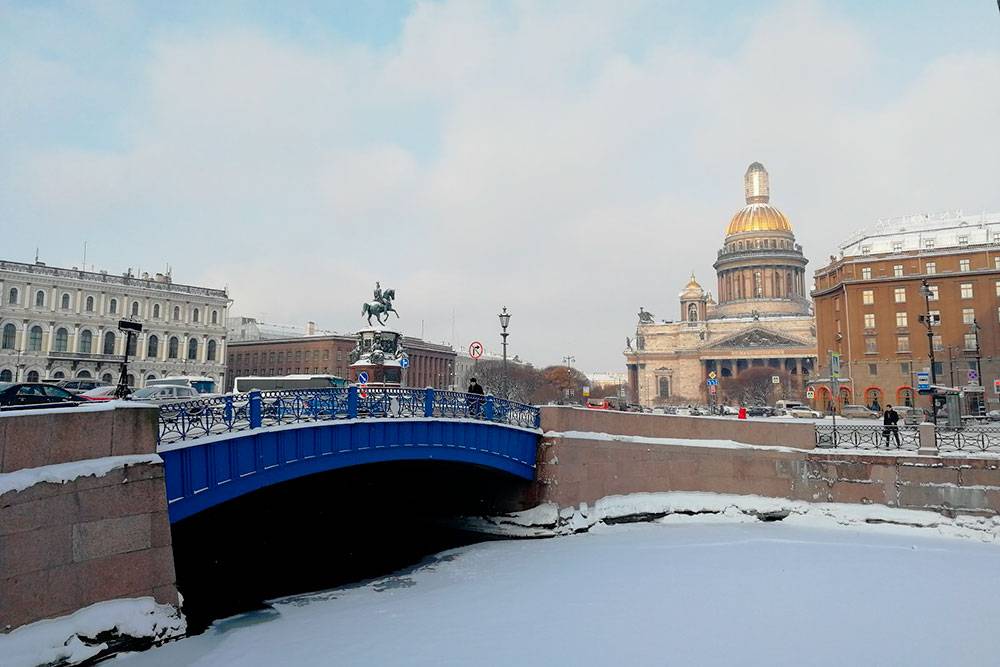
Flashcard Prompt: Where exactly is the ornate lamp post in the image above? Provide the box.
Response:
[919,279,938,424]
[498,307,511,399]
[969,318,983,415]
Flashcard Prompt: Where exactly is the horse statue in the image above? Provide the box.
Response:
[362,288,400,326]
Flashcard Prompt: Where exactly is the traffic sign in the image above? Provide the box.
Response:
[967,369,979,384]
[358,371,369,384]
[706,378,718,386]
[582,386,590,397]
[708,371,717,380]
[400,357,410,369]
[916,371,930,392]
[771,375,780,384]
[994,379,1000,394]
[806,388,815,399]
[709,385,717,395]
[469,341,484,359]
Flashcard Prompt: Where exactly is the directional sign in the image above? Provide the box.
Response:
[806,388,815,399]
[916,371,930,392]
[771,375,780,384]
[400,357,410,369]
[967,369,979,384]
[358,371,369,385]
[706,378,718,386]
[469,341,484,359]
[708,371,717,380]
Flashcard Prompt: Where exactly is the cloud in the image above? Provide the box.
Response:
[2,1,999,370]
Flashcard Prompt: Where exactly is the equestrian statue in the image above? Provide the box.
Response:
[362,281,400,326]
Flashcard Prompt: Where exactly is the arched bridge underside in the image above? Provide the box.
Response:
[161,419,540,522]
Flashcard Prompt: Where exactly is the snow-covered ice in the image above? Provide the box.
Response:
[113,502,1000,667]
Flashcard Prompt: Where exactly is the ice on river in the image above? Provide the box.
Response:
[116,517,1000,666]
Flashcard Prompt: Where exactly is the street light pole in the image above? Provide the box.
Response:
[919,279,938,424]
[971,318,983,415]
[498,307,511,399]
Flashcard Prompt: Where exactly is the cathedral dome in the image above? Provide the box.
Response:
[678,273,704,299]
[724,162,792,236]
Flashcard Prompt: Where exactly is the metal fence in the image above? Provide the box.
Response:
[815,424,920,451]
[157,386,541,445]
[934,426,1000,453]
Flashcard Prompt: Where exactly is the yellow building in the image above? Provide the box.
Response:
[625,163,817,406]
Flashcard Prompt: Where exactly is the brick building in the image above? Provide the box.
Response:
[812,211,1000,412]
[226,333,456,391]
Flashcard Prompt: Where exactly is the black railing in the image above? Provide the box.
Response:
[815,424,920,451]
[935,427,1000,453]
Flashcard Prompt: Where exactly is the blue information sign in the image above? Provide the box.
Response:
[400,357,410,369]
[916,371,930,392]
[358,371,369,384]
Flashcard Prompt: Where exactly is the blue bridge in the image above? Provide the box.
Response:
[157,387,542,522]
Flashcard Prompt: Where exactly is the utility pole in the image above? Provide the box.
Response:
[919,279,938,424]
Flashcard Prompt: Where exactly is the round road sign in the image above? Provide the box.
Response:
[400,357,410,369]
[358,371,369,384]
[469,341,484,359]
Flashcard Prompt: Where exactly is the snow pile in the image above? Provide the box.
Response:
[466,491,1000,542]
[0,454,162,496]
[0,597,185,667]
[544,429,803,452]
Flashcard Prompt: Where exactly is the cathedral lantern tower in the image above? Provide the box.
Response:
[712,162,809,318]
[678,273,707,322]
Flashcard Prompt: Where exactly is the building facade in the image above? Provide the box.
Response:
[226,334,456,391]
[0,260,230,387]
[812,210,1000,411]
[226,316,334,342]
[625,163,817,407]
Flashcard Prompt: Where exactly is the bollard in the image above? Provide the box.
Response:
[347,385,359,419]
[424,387,435,417]
[738,406,747,420]
[484,394,495,421]
[249,390,262,428]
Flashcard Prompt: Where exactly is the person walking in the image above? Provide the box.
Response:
[468,377,485,417]
[882,404,900,448]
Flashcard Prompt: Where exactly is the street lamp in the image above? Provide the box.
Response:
[969,318,983,415]
[918,279,938,424]
[498,307,511,399]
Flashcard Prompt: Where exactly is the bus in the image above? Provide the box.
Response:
[146,376,218,395]
[232,374,348,393]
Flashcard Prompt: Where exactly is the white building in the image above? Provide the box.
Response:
[839,210,1000,258]
[0,260,230,387]
[226,316,337,342]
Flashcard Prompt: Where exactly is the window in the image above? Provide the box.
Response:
[958,235,969,246]
[34,290,45,307]
[960,259,971,272]
[962,308,976,324]
[868,364,877,376]
[900,362,911,374]
[926,262,936,275]
[60,293,70,310]
[864,313,876,329]
[994,233,1000,244]
[893,265,903,277]
[188,338,198,360]
[892,242,903,253]
[207,340,217,361]
[928,285,939,300]
[79,330,92,353]
[995,257,1000,270]
[126,335,137,357]
[28,326,43,351]
[211,310,218,325]
[54,328,68,352]
[109,298,117,314]
[929,310,940,325]
[961,283,974,299]
[834,297,840,311]
[27,370,39,383]
[965,333,978,350]
[131,302,140,317]
[861,267,871,280]
[103,331,116,355]
[658,377,670,398]
[865,336,877,354]
[894,287,906,303]
[896,312,908,328]
[173,306,180,320]
[2,323,16,349]
[168,337,179,359]
[0,370,10,382]
[147,335,159,358]
[688,303,698,322]
[924,239,935,249]
[193,308,200,323]
[7,288,17,305]
[85,296,94,312]
[896,336,910,352]
[861,246,871,255]
[153,304,160,318]
[862,290,874,305]
[933,334,943,351]
[102,373,113,384]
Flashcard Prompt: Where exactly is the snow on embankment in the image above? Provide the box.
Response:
[465,491,1000,543]
[0,597,185,667]
[0,454,162,496]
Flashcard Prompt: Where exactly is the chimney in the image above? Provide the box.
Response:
[306,321,316,336]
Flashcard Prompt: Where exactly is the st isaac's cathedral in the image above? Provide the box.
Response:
[625,162,817,406]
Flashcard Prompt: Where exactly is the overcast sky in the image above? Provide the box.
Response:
[2,1,999,371]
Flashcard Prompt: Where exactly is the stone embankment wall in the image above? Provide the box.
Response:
[0,406,177,631]
[536,407,1000,517]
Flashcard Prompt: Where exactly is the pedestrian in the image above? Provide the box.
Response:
[882,404,900,448]
[468,377,485,417]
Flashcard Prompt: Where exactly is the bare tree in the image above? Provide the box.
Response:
[721,367,793,406]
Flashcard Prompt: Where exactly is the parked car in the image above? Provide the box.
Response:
[56,379,111,395]
[745,405,773,417]
[840,404,879,419]
[130,386,201,403]
[894,405,929,425]
[0,382,88,409]
[987,410,1000,422]
[80,385,120,402]
[784,406,824,419]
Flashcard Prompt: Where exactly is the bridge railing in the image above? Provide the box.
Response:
[156,386,541,445]
[935,426,1000,453]
[815,424,920,451]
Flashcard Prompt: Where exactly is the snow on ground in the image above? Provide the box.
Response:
[0,597,185,667]
[113,501,1000,667]
[0,454,162,495]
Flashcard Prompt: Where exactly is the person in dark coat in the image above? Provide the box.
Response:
[882,404,900,448]
[468,377,485,416]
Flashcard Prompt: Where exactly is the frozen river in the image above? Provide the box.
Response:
[116,517,1000,666]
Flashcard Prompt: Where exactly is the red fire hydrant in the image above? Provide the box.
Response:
[738,406,747,420]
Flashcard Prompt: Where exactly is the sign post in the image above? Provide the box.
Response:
[829,351,841,440]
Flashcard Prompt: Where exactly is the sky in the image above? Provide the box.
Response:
[2,1,999,371]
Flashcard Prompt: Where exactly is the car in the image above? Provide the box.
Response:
[894,405,929,425]
[56,379,111,395]
[840,404,879,419]
[80,385,121,402]
[0,382,88,410]
[745,405,773,417]
[784,406,824,419]
[130,386,201,403]
[987,410,1000,422]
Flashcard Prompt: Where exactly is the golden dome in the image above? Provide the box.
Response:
[726,203,792,236]
[679,272,705,299]
[724,162,792,236]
